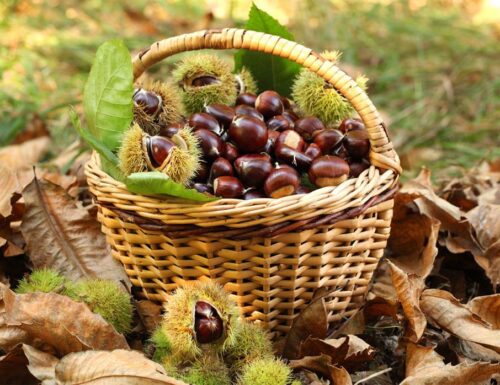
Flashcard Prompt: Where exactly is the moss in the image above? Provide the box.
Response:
[291,50,368,126]
[173,54,237,114]
[237,358,292,385]
[15,269,74,296]
[71,279,133,334]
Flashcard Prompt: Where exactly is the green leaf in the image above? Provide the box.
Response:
[125,172,218,202]
[70,108,125,182]
[234,3,302,97]
[83,40,133,152]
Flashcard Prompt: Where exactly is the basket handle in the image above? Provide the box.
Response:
[132,28,402,174]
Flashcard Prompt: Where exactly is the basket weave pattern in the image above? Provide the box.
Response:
[85,28,401,336]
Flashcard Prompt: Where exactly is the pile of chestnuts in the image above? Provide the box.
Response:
[152,89,371,199]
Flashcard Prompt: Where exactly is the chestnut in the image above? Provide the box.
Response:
[189,113,223,136]
[349,158,370,177]
[243,190,267,200]
[236,92,257,107]
[338,118,365,133]
[234,154,272,188]
[194,129,226,161]
[193,183,213,194]
[308,156,350,187]
[264,167,300,199]
[213,176,244,198]
[264,130,280,154]
[267,115,291,132]
[209,157,233,183]
[282,110,299,123]
[228,116,268,153]
[313,129,344,154]
[234,105,264,121]
[146,136,175,168]
[304,143,322,160]
[281,96,292,109]
[344,130,370,159]
[133,89,161,117]
[294,117,325,141]
[191,75,219,87]
[205,103,235,129]
[193,162,209,183]
[275,130,306,152]
[194,300,223,344]
[224,143,239,163]
[158,123,183,138]
[296,185,312,195]
[255,90,284,119]
[332,144,349,159]
[274,145,312,171]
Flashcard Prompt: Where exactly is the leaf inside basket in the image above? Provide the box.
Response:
[125,171,218,202]
[234,4,301,97]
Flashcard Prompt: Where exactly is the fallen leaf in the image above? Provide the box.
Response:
[330,365,353,385]
[0,136,50,170]
[387,260,426,342]
[283,296,328,359]
[136,300,163,334]
[20,177,129,285]
[420,289,500,353]
[401,342,500,385]
[22,344,58,385]
[0,344,39,385]
[468,294,500,329]
[0,283,128,356]
[290,354,352,384]
[52,349,187,385]
[0,165,21,218]
[448,337,500,363]
[351,368,392,385]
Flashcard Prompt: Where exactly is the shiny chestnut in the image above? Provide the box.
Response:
[213,176,244,198]
[348,158,370,177]
[275,130,306,152]
[264,130,280,154]
[133,89,162,117]
[189,113,223,136]
[194,300,223,344]
[191,75,219,87]
[194,129,226,161]
[146,136,175,168]
[193,183,213,194]
[294,117,325,141]
[313,129,344,154]
[304,143,322,160]
[158,123,182,138]
[274,145,312,172]
[338,118,365,133]
[236,92,257,107]
[205,103,235,129]
[193,162,209,183]
[296,185,312,195]
[209,157,233,183]
[243,190,267,200]
[234,154,273,188]
[255,90,284,119]
[234,105,264,121]
[344,130,370,159]
[267,115,291,132]
[224,143,239,163]
[264,167,300,198]
[228,116,268,153]
[308,156,350,187]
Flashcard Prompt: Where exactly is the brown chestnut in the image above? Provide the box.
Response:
[228,116,268,153]
[193,162,209,183]
[213,176,244,198]
[294,117,325,141]
[224,143,239,163]
[209,157,233,183]
[146,136,175,168]
[274,145,312,171]
[193,183,213,194]
[255,90,284,119]
[296,185,312,195]
[308,156,350,187]
[189,113,223,136]
[264,130,280,154]
[267,115,291,132]
[205,103,235,129]
[158,123,182,138]
[234,154,272,188]
[344,130,370,159]
[349,158,370,177]
[282,110,299,123]
[264,167,300,198]
[304,143,322,160]
[243,190,267,200]
[332,144,349,159]
[133,89,162,117]
[191,75,219,87]
[194,300,223,344]
[234,104,264,121]
[275,130,306,152]
[236,92,257,107]
[338,118,365,133]
[281,96,292,109]
[194,129,226,161]
[313,129,344,154]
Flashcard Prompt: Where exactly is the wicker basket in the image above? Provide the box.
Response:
[85,28,402,336]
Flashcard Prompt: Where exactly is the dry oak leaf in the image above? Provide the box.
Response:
[136,300,163,334]
[420,289,500,353]
[0,344,39,385]
[20,177,129,285]
[27,349,189,385]
[468,294,500,329]
[0,283,128,356]
[22,344,59,385]
[401,342,500,385]
[290,354,352,385]
[0,136,50,171]
[387,260,426,343]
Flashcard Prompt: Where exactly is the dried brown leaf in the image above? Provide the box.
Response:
[420,289,500,353]
[0,283,128,356]
[0,136,50,170]
[0,344,39,385]
[290,354,352,384]
[52,349,188,385]
[136,300,163,334]
[448,338,500,363]
[23,344,59,385]
[468,294,500,329]
[402,342,500,385]
[387,260,426,342]
[0,165,21,218]
[20,177,129,285]
[283,297,328,359]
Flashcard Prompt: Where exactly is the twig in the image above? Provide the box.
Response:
[353,367,392,385]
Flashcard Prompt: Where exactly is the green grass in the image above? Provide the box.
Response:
[1,0,498,180]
